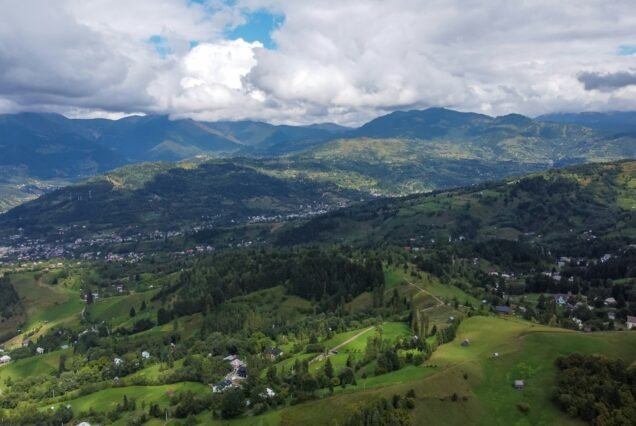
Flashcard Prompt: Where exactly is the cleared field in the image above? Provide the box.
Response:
[51,382,208,414]
[215,316,636,425]
[0,349,71,390]
[90,289,160,328]
[1,272,83,348]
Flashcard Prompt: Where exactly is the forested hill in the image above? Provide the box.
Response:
[0,160,364,240]
[3,107,636,213]
[277,160,636,253]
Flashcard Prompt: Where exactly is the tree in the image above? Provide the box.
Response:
[221,389,246,419]
[129,307,136,318]
[324,357,334,379]
[157,308,172,325]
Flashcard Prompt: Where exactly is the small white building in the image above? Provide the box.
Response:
[0,355,11,364]
[36,347,45,354]
[627,316,636,330]
[141,351,150,359]
[260,388,276,398]
[113,358,123,366]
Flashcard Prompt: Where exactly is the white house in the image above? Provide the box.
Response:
[260,388,276,398]
[141,351,150,359]
[0,355,11,364]
[605,297,617,306]
[627,316,636,330]
[113,358,123,366]
[36,347,45,354]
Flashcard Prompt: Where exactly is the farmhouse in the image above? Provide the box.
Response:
[626,316,636,330]
[212,379,233,393]
[553,294,568,305]
[495,305,510,315]
[264,347,283,360]
[230,358,246,370]
[237,365,248,378]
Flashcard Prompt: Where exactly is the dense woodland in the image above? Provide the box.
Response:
[555,354,636,425]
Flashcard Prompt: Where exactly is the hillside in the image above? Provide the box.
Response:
[2,108,636,213]
[277,160,636,251]
[0,160,363,240]
[1,246,635,426]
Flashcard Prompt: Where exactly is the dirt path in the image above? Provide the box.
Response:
[407,281,444,311]
[311,280,444,365]
[310,325,376,364]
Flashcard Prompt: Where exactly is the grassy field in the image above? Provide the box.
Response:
[1,271,83,348]
[91,289,160,328]
[0,349,71,390]
[50,382,208,414]
[213,316,636,425]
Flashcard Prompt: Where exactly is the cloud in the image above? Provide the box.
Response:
[578,70,636,91]
[1,0,636,124]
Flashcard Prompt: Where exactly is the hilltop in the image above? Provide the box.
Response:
[277,160,636,252]
[0,159,363,241]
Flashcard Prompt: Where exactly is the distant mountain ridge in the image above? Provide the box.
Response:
[537,111,636,136]
[2,107,636,212]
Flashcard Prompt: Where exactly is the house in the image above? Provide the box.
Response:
[0,355,11,364]
[495,306,510,315]
[22,338,31,347]
[607,311,616,321]
[263,347,283,360]
[627,316,636,330]
[604,297,617,306]
[514,380,524,389]
[141,351,150,359]
[36,347,44,354]
[260,388,276,398]
[553,294,568,306]
[212,379,233,393]
[223,354,236,361]
[230,358,245,370]
[61,344,69,350]
[237,365,248,378]
[113,358,123,366]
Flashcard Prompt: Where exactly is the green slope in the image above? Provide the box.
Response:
[278,160,636,250]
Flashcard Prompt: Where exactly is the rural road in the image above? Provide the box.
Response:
[407,281,445,311]
[310,280,444,365]
[310,325,376,364]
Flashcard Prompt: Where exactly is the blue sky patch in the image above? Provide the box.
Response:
[226,9,284,49]
[617,45,636,56]
[147,35,172,58]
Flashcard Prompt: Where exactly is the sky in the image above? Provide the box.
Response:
[0,0,635,125]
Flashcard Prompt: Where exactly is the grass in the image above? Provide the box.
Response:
[2,272,83,348]
[383,266,409,289]
[219,316,636,425]
[90,289,160,328]
[50,382,208,414]
[0,349,71,390]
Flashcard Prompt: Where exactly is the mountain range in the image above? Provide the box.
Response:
[1,108,636,217]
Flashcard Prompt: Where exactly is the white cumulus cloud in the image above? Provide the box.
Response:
[0,0,635,124]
